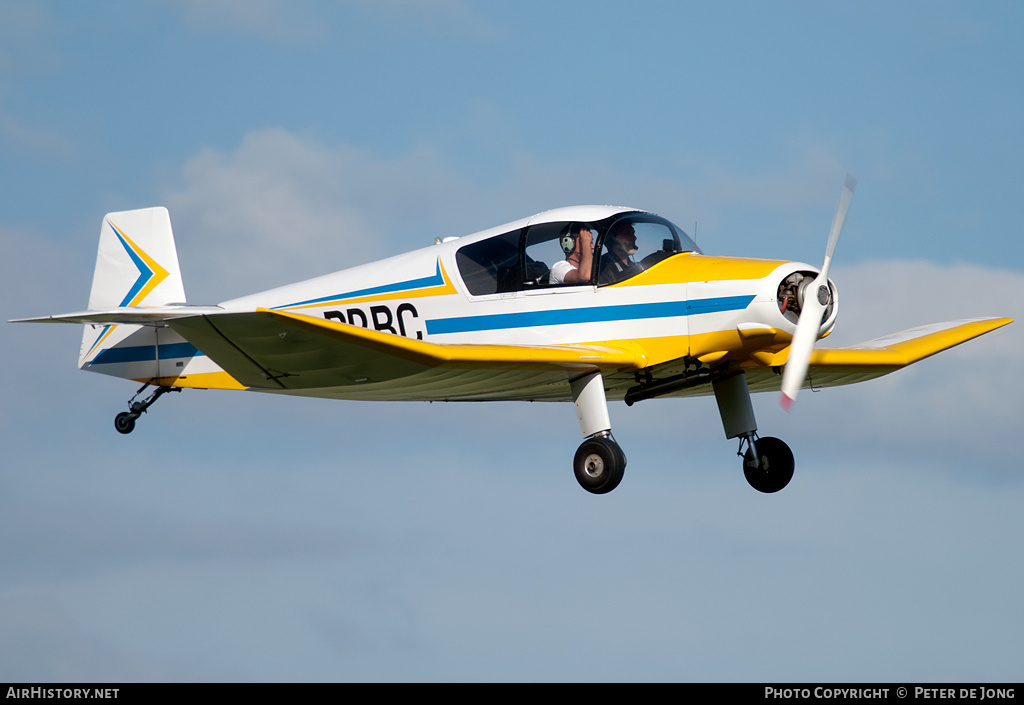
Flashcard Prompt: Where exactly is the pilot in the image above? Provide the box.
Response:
[549,223,594,284]
[599,221,644,284]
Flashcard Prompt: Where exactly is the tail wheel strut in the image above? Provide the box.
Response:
[114,383,180,435]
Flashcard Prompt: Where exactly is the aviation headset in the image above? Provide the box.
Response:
[561,223,588,254]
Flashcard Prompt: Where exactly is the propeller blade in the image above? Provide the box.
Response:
[779,174,856,411]
[778,274,828,411]
[819,173,856,281]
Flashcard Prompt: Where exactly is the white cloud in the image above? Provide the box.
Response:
[685,139,847,212]
[163,130,408,301]
[344,0,496,40]
[0,106,74,156]
[0,3,71,155]
[162,0,325,44]
[163,0,495,44]
[0,225,99,423]
[830,259,1020,347]
[0,592,148,681]
[0,2,55,77]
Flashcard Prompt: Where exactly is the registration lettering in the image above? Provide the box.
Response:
[323,302,423,339]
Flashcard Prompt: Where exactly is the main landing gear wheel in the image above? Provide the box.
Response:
[573,436,626,494]
[743,436,794,493]
[114,412,136,435]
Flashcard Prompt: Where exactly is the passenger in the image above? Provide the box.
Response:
[599,221,644,284]
[549,223,594,284]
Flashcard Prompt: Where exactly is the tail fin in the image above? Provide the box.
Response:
[87,207,186,310]
[79,208,188,372]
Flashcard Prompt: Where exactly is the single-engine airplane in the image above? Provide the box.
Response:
[14,176,1011,494]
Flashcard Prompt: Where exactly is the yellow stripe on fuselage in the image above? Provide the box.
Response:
[608,252,786,287]
[284,261,460,312]
[318,282,456,306]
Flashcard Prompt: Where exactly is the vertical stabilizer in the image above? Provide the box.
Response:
[87,207,185,310]
[79,207,188,374]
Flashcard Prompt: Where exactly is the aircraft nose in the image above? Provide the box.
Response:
[775,267,838,332]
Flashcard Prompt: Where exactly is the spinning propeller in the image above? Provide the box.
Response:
[779,174,856,411]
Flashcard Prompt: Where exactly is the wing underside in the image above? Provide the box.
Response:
[166,309,645,401]
[166,313,1010,402]
[741,317,1012,397]
[617,317,1012,402]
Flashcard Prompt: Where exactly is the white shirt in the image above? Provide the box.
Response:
[549,259,576,284]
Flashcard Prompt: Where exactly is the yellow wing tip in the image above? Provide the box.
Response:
[761,317,1011,369]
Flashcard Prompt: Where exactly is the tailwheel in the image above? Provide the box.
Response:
[113,383,180,435]
[573,435,626,494]
[742,436,794,493]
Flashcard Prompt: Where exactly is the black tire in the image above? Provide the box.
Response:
[743,436,794,493]
[114,412,136,435]
[573,436,626,494]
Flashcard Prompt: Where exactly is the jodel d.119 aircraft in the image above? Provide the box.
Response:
[14,176,1011,494]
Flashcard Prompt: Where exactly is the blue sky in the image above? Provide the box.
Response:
[2,1,1022,682]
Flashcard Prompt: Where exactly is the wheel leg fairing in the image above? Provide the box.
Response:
[570,371,612,439]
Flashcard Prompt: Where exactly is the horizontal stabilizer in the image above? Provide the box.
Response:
[11,306,227,326]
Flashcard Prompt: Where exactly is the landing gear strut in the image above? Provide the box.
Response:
[713,370,796,493]
[567,367,797,495]
[114,383,179,434]
[569,371,627,494]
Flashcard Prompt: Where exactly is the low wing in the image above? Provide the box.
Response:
[165,309,645,400]
[743,317,1012,394]
[15,305,1009,402]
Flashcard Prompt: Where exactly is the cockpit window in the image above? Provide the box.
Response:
[523,222,595,289]
[455,229,521,296]
[597,216,698,286]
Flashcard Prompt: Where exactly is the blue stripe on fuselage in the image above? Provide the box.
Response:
[425,295,755,335]
[89,342,202,365]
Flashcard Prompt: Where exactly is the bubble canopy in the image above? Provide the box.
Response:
[455,207,699,296]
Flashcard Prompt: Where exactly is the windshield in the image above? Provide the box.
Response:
[597,215,698,286]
